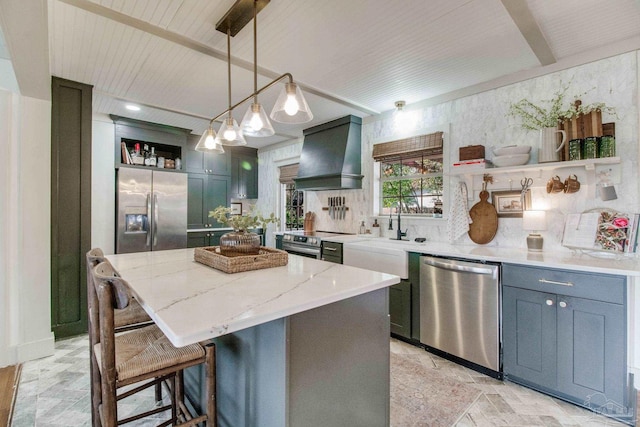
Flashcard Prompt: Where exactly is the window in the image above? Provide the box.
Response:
[279,164,305,230]
[374,132,444,217]
[284,184,304,230]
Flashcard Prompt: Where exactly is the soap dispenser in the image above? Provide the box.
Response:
[359,220,366,235]
[371,219,380,237]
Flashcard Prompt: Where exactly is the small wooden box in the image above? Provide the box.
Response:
[459,145,485,161]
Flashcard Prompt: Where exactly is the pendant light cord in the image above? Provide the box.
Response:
[253,0,258,103]
[227,27,232,115]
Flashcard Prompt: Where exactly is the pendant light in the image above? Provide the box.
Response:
[196,0,313,152]
[215,27,246,146]
[270,81,313,123]
[240,0,274,137]
[194,124,224,153]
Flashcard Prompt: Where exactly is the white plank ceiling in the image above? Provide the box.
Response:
[3,0,640,148]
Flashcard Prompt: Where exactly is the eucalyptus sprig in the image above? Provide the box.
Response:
[208,205,279,231]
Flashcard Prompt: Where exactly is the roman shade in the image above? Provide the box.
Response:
[279,163,299,184]
[372,131,443,162]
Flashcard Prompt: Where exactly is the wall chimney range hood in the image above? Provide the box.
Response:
[295,115,363,191]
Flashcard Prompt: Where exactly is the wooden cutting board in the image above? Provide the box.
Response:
[468,190,498,244]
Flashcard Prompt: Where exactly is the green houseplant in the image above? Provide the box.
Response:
[208,206,279,255]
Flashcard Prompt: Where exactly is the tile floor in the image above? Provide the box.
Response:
[11,334,632,426]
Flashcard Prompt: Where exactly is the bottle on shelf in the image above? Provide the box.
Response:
[143,144,150,166]
[359,220,366,234]
[131,143,144,165]
[148,147,157,167]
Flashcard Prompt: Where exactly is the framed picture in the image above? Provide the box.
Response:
[491,190,530,218]
[230,203,242,216]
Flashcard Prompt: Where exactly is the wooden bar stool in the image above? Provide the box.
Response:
[87,249,157,427]
[91,260,216,426]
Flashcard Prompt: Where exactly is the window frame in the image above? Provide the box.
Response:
[373,126,450,220]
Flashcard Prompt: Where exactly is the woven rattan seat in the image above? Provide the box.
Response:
[90,258,216,426]
[94,324,205,383]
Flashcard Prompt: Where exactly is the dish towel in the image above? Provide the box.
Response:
[448,182,472,242]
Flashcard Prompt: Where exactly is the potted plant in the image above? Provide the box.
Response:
[508,83,615,162]
[209,205,279,255]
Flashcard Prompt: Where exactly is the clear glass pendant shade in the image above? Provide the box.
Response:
[215,116,246,146]
[240,102,275,137]
[270,82,313,124]
[195,126,225,153]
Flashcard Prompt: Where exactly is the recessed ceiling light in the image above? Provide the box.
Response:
[125,104,141,111]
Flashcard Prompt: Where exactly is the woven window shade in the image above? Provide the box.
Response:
[372,132,444,162]
[279,163,299,184]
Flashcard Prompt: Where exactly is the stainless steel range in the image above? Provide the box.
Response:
[281,231,350,259]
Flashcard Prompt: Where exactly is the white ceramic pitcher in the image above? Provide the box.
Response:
[538,127,567,163]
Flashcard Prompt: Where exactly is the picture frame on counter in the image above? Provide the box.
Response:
[230,203,242,216]
[492,190,530,218]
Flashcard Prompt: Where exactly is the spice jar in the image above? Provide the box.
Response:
[568,139,583,161]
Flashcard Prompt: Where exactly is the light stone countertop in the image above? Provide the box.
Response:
[105,248,399,347]
[324,235,640,277]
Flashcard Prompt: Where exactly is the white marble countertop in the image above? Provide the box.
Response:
[325,235,640,276]
[105,248,399,347]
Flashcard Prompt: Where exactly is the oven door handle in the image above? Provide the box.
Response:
[282,244,320,256]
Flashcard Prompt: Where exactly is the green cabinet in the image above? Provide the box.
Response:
[185,134,231,176]
[230,147,258,199]
[389,280,411,339]
[188,229,264,248]
[389,252,421,341]
[188,174,230,229]
[502,264,627,418]
[187,230,227,248]
[321,241,342,264]
[275,234,283,249]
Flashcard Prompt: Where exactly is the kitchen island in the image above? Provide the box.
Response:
[106,248,400,427]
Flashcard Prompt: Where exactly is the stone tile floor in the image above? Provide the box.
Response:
[11,334,632,426]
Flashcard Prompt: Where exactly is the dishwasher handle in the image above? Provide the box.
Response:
[422,257,496,275]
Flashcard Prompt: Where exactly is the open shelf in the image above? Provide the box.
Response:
[448,157,620,178]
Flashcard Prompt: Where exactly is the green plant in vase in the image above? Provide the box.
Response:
[209,206,279,256]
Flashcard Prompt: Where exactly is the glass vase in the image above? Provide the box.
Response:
[219,230,261,256]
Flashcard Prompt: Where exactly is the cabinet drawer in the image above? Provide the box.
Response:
[322,241,343,258]
[502,264,625,305]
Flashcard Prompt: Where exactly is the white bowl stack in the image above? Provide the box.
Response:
[492,145,531,167]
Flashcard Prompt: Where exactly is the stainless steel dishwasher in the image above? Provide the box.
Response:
[420,256,500,376]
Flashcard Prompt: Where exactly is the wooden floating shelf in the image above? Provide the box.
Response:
[448,157,620,177]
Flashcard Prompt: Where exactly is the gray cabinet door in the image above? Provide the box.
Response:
[231,152,258,199]
[206,175,230,227]
[389,279,411,339]
[187,174,208,229]
[185,134,231,175]
[503,286,557,390]
[557,296,626,405]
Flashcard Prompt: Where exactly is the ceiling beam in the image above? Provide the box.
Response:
[57,0,378,116]
[0,0,50,100]
[500,0,556,66]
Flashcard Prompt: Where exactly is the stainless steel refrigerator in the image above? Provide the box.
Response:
[116,167,187,254]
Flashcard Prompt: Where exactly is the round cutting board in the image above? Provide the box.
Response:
[468,190,498,244]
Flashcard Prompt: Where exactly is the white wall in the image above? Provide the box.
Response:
[0,86,55,367]
[258,51,640,253]
[91,114,116,254]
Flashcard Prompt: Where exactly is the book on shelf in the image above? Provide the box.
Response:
[121,142,133,165]
[562,211,639,253]
[452,158,492,169]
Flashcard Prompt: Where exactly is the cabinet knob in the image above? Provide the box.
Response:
[546,299,554,306]
[559,301,567,308]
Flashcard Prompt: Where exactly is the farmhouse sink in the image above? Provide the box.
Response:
[342,239,409,279]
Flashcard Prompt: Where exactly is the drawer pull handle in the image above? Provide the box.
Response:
[539,278,574,287]
[324,247,337,252]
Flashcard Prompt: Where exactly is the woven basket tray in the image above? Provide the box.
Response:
[194,246,288,274]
